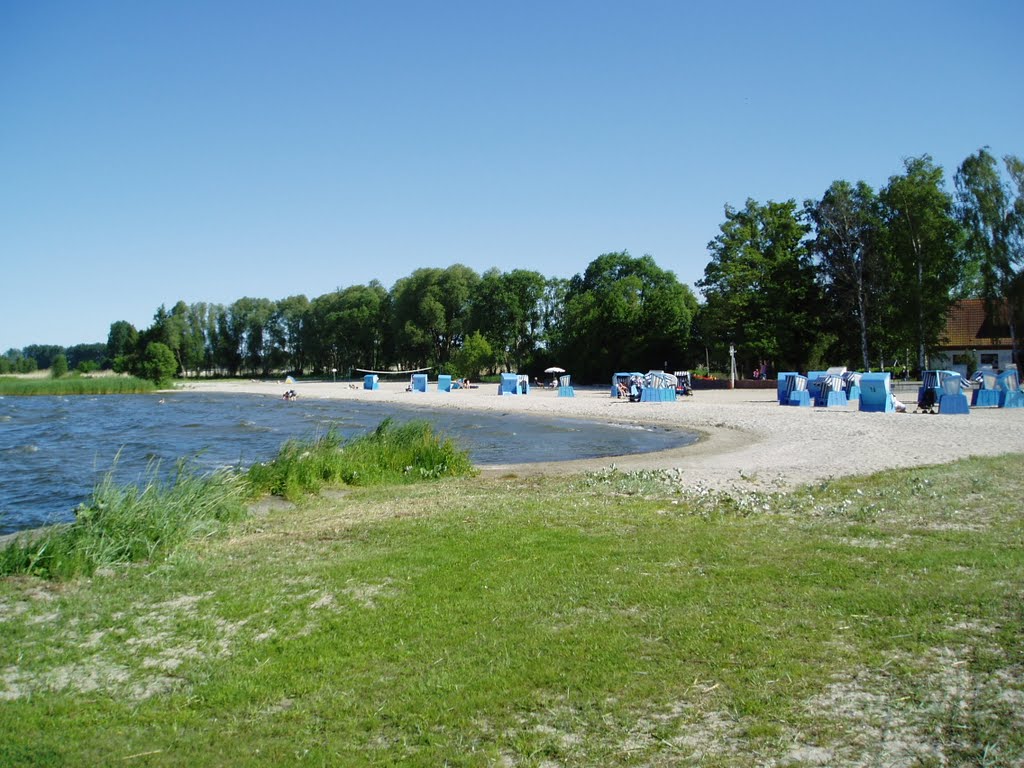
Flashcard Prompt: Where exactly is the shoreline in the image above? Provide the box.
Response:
[179,379,1024,492]
[5,378,1023,546]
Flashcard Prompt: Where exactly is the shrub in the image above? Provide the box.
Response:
[50,354,69,378]
[141,342,177,386]
[248,418,475,501]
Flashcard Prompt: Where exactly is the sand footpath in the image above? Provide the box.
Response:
[184,379,1024,492]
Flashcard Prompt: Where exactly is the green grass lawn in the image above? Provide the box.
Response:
[2,455,1022,766]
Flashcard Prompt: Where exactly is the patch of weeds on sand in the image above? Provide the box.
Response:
[576,466,790,519]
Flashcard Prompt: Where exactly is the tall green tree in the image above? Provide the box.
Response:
[698,199,820,373]
[805,180,885,371]
[558,252,697,381]
[470,269,547,372]
[22,345,64,371]
[50,353,68,378]
[180,303,211,376]
[229,298,277,376]
[164,301,207,377]
[305,284,387,375]
[106,321,138,369]
[138,305,182,374]
[880,155,965,371]
[955,148,1024,369]
[140,342,177,387]
[390,265,479,369]
[211,304,242,376]
[450,331,494,379]
[65,343,107,370]
[270,295,310,374]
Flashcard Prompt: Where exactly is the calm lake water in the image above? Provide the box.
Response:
[0,393,696,534]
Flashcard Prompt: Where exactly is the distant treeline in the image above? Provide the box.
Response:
[6,147,1021,383]
[0,344,106,375]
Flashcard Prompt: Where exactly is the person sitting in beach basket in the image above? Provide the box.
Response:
[628,376,642,402]
[916,386,937,414]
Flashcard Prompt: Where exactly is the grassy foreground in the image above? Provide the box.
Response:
[1,455,1022,766]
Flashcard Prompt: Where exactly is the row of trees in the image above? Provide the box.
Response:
[98,256,698,384]
[697,148,1022,375]
[6,147,1020,383]
[0,344,106,375]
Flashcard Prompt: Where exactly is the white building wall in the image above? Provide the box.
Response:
[933,349,1016,377]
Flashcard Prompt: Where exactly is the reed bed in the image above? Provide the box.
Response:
[0,375,157,396]
[0,459,248,579]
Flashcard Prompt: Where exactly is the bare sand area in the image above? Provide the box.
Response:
[186,379,1024,492]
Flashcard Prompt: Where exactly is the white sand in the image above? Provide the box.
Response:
[184,379,1024,491]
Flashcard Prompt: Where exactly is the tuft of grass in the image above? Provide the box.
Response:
[246,417,475,500]
[1,419,474,580]
[0,459,248,579]
[0,375,157,396]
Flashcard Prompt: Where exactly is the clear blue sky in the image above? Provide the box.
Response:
[2,1,1021,353]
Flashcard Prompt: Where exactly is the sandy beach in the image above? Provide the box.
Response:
[184,378,1024,492]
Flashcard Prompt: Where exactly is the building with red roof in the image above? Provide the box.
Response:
[935,298,1018,374]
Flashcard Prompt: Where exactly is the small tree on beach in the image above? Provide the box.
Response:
[451,331,494,379]
[50,354,68,379]
[141,342,178,387]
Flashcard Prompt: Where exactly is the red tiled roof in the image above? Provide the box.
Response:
[941,299,1013,349]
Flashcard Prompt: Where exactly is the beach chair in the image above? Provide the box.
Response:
[842,371,862,402]
[805,370,828,403]
[784,374,810,407]
[918,370,959,410]
[437,374,452,393]
[859,372,894,412]
[611,372,643,398]
[998,370,1024,408]
[500,373,520,396]
[674,371,693,397]
[557,374,575,398]
[938,373,969,415]
[813,372,848,408]
[363,374,379,390]
[970,370,999,407]
[411,373,427,393]
[641,371,677,402]
[777,372,799,404]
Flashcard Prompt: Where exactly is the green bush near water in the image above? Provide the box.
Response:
[246,417,476,501]
[0,375,157,396]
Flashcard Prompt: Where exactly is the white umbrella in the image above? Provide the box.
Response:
[544,366,566,374]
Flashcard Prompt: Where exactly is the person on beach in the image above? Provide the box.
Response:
[629,377,642,402]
